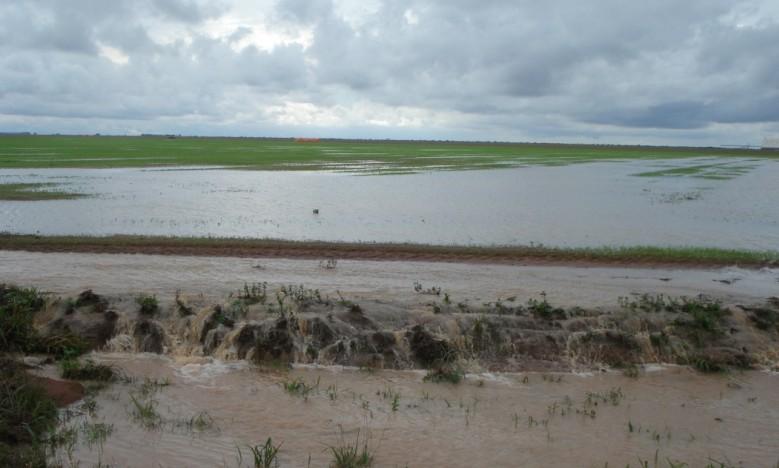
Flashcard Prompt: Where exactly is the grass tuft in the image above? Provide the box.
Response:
[60,359,116,381]
[136,294,159,316]
[328,430,374,468]
[238,437,282,468]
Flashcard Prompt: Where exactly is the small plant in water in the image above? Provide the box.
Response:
[129,394,162,429]
[81,421,114,450]
[237,437,281,468]
[413,281,441,296]
[282,378,316,398]
[329,430,374,468]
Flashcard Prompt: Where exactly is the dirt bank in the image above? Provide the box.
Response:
[2,234,777,268]
[17,280,779,374]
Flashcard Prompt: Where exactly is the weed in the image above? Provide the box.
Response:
[619,294,680,313]
[129,394,162,429]
[79,395,99,416]
[185,411,216,432]
[0,365,58,445]
[423,365,465,384]
[527,292,566,320]
[137,377,170,398]
[677,297,728,334]
[623,364,640,378]
[282,378,316,398]
[81,421,113,450]
[240,282,268,305]
[584,387,625,407]
[36,333,90,359]
[227,299,249,319]
[328,430,374,468]
[136,294,159,316]
[60,359,115,381]
[0,285,45,352]
[691,357,728,374]
[279,284,330,308]
[413,282,441,296]
[746,307,779,331]
[239,437,281,468]
[0,362,59,467]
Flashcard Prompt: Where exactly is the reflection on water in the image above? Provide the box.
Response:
[55,354,779,468]
[1,157,778,249]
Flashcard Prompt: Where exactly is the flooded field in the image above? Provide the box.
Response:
[44,355,779,468]
[1,157,778,249]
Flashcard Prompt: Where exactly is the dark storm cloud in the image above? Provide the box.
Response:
[0,0,778,144]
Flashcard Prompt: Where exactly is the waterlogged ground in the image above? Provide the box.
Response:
[0,135,771,172]
[47,355,779,468]
[2,250,778,307]
[1,157,778,249]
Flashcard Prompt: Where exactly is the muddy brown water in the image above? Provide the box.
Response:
[47,354,778,468]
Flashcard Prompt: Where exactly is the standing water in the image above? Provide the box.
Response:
[1,157,779,249]
[48,354,779,467]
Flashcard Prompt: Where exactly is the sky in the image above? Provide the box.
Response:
[1,0,778,146]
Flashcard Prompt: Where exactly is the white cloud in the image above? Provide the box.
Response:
[98,43,130,65]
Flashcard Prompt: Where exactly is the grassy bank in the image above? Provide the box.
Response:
[1,234,776,268]
[0,183,86,201]
[0,135,776,173]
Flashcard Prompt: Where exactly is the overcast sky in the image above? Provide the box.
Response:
[1,0,778,145]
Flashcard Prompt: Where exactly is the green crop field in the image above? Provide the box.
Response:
[0,135,776,174]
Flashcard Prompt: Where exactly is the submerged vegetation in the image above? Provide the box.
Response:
[0,136,779,173]
[328,431,374,468]
[0,135,775,173]
[238,438,281,468]
[0,182,86,201]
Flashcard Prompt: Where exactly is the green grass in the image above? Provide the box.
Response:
[0,361,59,467]
[0,285,44,353]
[128,394,162,430]
[0,135,776,174]
[0,182,86,201]
[0,284,89,357]
[60,359,116,381]
[238,437,281,468]
[424,365,465,384]
[281,378,316,398]
[1,234,777,267]
[136,294,159,316]
[328,431,374,468]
